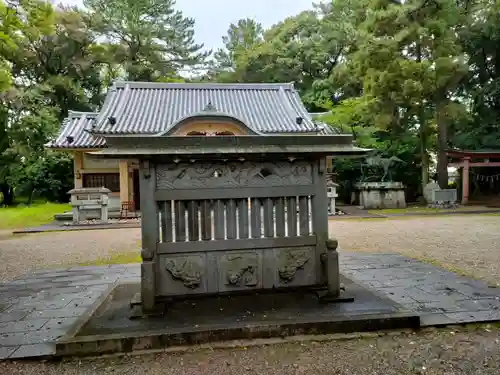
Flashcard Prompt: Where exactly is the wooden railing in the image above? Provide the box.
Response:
[156,195,316,254]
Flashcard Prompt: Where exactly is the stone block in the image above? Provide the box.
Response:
[0,311,30,323]
[0,346,19,359]
[445,310,500,324]
[9,343,55,358]
[68,278,118,287]
[354,181,406,209]
[0,319,49,334]
[419,313,458,327]
[40,317,80,331]
[23,307,90,320]
[0,329,66,346]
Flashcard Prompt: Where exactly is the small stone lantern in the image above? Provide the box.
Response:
[327,182,339,215]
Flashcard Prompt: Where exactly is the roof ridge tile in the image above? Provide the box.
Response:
[112,81,295,91]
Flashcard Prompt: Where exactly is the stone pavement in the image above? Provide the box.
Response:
[0,265,140,359]
[1,253,499,360]
[341,252,500,326]
[12,221,141,234]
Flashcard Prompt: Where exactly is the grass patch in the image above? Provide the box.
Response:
[80,251,142,266]
[417,257,473,278]
[369,206,500,215]
[369,207,456,214]
[0,202,71,230]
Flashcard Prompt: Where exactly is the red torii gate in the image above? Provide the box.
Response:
[447,149,500,205]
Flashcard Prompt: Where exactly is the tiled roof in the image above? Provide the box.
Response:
[92,82,321,134]
[316,122,341,135]
[47,83,346,149]
[309,112,343,135]
[46,111,104,149]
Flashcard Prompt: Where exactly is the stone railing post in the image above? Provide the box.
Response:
[321,238,340,298]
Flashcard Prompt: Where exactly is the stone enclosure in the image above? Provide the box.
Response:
[354,181,407,209]
[96,134,366,313]
[68,187,111,223]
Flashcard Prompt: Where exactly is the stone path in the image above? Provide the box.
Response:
[1,252,499,360]
[0,265,139,359]
[341,252,500,326]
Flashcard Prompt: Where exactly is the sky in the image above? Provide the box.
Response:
[58,0,315,51]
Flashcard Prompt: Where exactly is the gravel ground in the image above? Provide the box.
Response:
[331,215,500,286]
[1,326,500,374]
[1,215,500,284]
[0,229,141,282]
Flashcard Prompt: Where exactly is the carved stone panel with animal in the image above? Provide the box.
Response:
[270,247,317,288]
[156,160,313,190]
[217,251,262,293]
[157,254,209,296]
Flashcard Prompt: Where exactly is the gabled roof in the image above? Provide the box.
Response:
[47,82,344,149]
[91,81,321,134]
[46,111,104,149]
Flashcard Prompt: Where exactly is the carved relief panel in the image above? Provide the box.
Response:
[217,251,261,292]
[156,160,313,189]
[158,254,207,295]
[273,247,316,288]
[157,248,317,297]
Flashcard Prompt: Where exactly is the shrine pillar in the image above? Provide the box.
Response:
[462,157,470,204]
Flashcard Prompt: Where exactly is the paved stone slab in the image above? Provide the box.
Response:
[0,265,124,359]
[1,253,499,359]
[340,252,500,327]
[0,319,49,334]
[9,343,55,359]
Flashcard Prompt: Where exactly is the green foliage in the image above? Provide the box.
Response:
[84,0,209,81]
[213,18,263,71]
[0,0,500,205]
[0,0,212,205]
[14,152,74,203]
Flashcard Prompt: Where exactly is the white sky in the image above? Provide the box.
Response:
[57,0,315,51]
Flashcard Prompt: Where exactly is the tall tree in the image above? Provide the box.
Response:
[0,0,101,204]
[452,0,500,150]
[212,8,356,110]
[330,0,468,190]
[84,0,209,81]
[0,0,19,92]
[11,4,105,118]
[213,18,263,71]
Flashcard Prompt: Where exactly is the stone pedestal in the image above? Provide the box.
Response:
[354,182,406,209]
[69,187,111,224]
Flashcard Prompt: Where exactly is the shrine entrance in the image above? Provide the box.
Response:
[447,149,500,205]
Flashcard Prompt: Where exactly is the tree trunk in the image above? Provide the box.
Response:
[0,183,14,206]
[416,42,429,193]
[27,187,35,206]
[419,118,429,190]
[436,97,449,189]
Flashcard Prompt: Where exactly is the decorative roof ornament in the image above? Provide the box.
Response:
[203,101,217,112]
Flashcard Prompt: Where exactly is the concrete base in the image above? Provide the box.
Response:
[55,210,140,222]
[354,182,406,209]
[56,278,419,357]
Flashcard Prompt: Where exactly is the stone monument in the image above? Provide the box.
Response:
[68,187,111,224]
[353,154,406,209]
[94,134,366,314]
[423,181,440,204]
